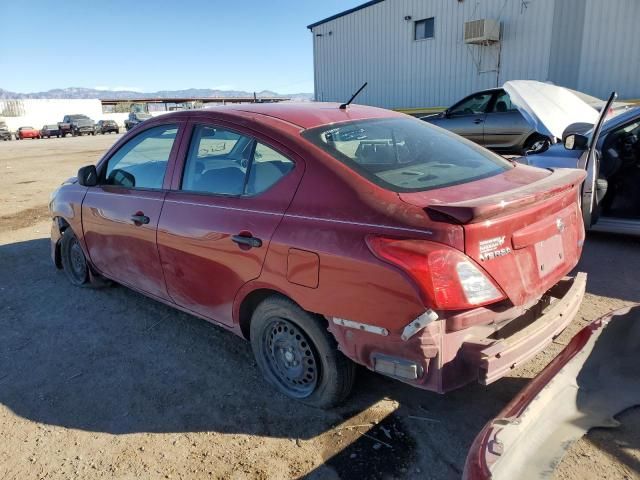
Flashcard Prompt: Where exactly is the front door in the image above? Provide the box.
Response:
[82,123,182,300]
[157,121,303,325]
[439,91,493,145]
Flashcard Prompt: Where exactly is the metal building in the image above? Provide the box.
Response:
[308,0,640,110]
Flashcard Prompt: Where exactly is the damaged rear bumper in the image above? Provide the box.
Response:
[463,305,640,480]
[330,274,587,394]
[462,272,587,385]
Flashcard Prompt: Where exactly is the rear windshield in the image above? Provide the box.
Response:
[302,117,512,192]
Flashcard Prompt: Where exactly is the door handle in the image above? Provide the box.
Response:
[131,214,150,225]
[231,235,262,248]
[473,118,484,124]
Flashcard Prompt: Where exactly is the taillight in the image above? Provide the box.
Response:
[366,237,505,310]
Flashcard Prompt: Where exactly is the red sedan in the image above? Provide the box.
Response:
[49,103,588,408]
[16,126,41,140]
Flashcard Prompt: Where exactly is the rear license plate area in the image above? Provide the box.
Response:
[534,234,564,277]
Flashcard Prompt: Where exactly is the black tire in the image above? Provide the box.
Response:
[60,229,90,287]
[250,295,356,409]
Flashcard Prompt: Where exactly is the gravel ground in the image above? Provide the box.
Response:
[0,134,638,480]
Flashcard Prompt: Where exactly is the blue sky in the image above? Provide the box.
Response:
[0,0,363,94]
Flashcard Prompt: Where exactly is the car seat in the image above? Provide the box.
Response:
[195,167,245,195]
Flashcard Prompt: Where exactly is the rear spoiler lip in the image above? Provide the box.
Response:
[425,168,586,224]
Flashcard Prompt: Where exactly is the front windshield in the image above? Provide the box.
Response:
[303,117,512,192]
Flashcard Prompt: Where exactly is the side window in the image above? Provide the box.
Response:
[181,125,294,196]
[181,125,254,195]
[247,143,294,194]
[104,124,177,189]
[491,91,519,113]
[449,93,492,116]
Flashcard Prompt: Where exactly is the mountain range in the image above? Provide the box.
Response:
[0,87,314,102]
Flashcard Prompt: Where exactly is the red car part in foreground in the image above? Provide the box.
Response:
[49,103,588,408]
[464,305,640,479]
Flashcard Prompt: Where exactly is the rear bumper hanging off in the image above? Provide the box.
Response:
[462,272,587,385]
[463,305,640,480]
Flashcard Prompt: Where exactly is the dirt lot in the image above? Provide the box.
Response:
[0,135,638,480]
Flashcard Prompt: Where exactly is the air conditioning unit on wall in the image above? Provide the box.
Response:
[464,19,500,44]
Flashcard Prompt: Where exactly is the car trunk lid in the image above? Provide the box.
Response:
[400,166,586,306]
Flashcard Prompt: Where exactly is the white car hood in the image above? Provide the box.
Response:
[504,80,600,140]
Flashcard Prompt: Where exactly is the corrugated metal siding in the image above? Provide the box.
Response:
[547,0,586,89]
[311,0,555,108]
[311,0,638,108]
[575,0,640,99]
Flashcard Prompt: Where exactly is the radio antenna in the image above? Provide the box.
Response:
[339,82,368,110]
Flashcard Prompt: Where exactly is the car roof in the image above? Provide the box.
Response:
[200,102,405,129]
[604,105,640,131]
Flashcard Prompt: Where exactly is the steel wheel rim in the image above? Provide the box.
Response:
[262,318,319,398]
[69,237,87,282]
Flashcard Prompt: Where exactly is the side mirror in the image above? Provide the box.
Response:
[564,134,589,151]
[77,165,98,187]
[442,110,450,118]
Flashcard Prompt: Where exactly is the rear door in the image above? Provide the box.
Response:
[483,90,533,151]
[438,92,492,144]
[82,123,184,300]
[157,120,304,325]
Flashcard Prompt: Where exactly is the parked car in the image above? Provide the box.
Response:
[422,87,551,154]
[40,124,61,138]
[0,121,11,141]
[521,87,640,236]
[58,114,95,137]
[124,112,152,131]
[15,126,41,140]
[95,120,120,134]
[50,103,588,408]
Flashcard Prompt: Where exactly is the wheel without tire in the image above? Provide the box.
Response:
[60,229,90,286]
[250,295,356,409]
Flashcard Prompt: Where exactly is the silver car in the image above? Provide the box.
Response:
[422,88,548,154]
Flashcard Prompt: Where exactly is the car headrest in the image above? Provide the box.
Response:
[495,101,507,113]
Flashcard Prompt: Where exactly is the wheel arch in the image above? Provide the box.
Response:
[52,216,71,269]
[523,132,550,152]
[236,286,329,340]
[237,288,284,339]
